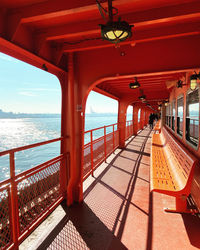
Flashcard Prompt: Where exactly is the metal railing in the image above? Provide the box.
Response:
[83,123,119,180]
[125,120,133,140]
[0,121,135,248]
[0,137,65,250]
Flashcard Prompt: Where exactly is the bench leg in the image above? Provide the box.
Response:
[164,195,194,214]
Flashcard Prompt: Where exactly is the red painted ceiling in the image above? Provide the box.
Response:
[0,0,199,108]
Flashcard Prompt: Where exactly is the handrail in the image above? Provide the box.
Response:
[84,123,118,134]
[0,136,64,157]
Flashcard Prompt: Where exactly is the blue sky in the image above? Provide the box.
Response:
[0,52,132,114]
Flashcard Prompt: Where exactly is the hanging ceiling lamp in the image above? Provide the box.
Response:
[139,95,146,100]
[129,77,140,89]
[99,0,133,44]
[138,89,146,100]
[164,100,169,106]
[190,71,200,91]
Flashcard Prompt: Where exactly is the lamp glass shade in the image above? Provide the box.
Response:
[190,79,197,91]
[129,81,140,89]
[105,30,128,40]
[139,95,146,100]
[165,102,168,106]
[100,20,133,43]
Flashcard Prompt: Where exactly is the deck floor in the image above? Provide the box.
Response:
[20,127,200,250]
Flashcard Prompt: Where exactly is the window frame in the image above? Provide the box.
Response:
[185,87,199,150]
[168,103,171,128]
[176,94,184,138]
[171,99,176,132]
[165,104,169,126]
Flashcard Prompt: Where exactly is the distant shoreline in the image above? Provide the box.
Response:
[0,109,119,119]
[0,109,61,119]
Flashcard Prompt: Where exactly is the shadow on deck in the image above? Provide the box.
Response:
[20,128,200,250]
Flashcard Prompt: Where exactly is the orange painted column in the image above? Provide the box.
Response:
[161,103,166,128]
[146,110,150,127]
[146,110,149,126]
[65,53,83,205]
[133,106,139,135]
[132,105,134,135]
[144,109,147,126]
[59,72,68,200]
[118,101,128,148]
[140,108,145,130]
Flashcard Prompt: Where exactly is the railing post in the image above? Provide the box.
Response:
[10,152,20,250]
[90,131,94,177]
[113,124,115,151]
[104,126,107,161]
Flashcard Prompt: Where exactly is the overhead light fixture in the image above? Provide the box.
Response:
[139,95,146,100]
[190,72,200,91]
[164,100,169,106]
[129,77,140,89]
[138,89,145,100]
[99,0,133,44]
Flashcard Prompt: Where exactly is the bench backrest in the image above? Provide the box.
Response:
[161,127,197,190]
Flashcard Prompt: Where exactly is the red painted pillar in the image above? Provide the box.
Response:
[59,72,68,200]
[133,106,139,135]
[140,108,145,130]
[65,53,83,205]
[132,105,134,135]
[118,101,128,148]
[146,110,150,127]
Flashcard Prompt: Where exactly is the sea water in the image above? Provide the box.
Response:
[0,114,132,181]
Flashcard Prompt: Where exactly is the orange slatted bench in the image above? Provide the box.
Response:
[150,126,198,213]
[153,120,161,133]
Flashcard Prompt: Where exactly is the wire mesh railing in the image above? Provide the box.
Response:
[83,123,119,180]
[125,120,133,140]
[0,121,135,248]
[0,137,65,249]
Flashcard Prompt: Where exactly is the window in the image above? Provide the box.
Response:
[138,108,141,123]
[168,103,171,128]
[177,96,183,136]
[186,89,199,147]
[165,105,169,126]
[172,100,175,131]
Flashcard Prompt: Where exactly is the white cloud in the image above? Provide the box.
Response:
[19,88,60,92]
[18,91,37,97]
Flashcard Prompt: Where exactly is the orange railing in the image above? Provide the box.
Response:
[0,137,65,250]
[125,120,133,140]
[83,123,119,180]
[0,121,134,248]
